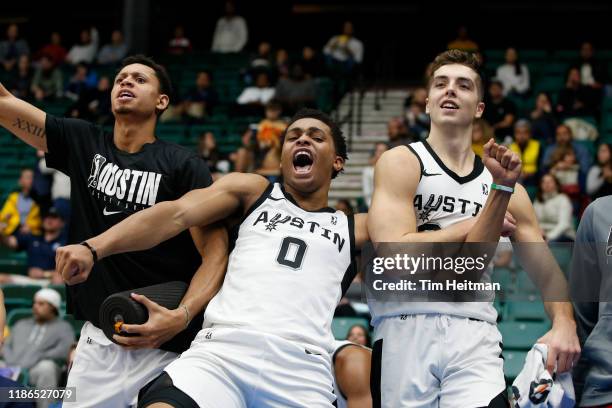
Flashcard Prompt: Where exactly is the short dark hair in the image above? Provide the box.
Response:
[428,49,484,101]
[118,55,173,115]
[281,108,348,179]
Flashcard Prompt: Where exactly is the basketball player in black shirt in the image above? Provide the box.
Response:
[0,55,228,407]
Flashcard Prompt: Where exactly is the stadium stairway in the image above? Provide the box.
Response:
[330,89,409,204]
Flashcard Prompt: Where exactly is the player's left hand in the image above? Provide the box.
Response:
[112,293,186,349]
[537,318,581,374]
[482,138,522,187]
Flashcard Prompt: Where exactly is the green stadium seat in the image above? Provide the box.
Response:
[491,267,514,294]
[2,284,42,309]
[483,50,505,64]
[498,321,550,350]
[332,317,369,340]
[542,63,570,76]
[519,50,547,62]
[552,50,579,61]
[6,307,32,327]
[549,244,572,271]
[506,301,547,322]
[533,76,565,94]
[502,350,527,381]
[515,270,538,295]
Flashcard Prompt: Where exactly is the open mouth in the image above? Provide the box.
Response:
[440,100,459,110]
[117,90,135,101]
[292,149,314,174]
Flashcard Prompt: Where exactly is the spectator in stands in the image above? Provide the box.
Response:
[275,64,317,115]
[404,87,430,139]
[447,26,479,52]
[533,173,576,242]
[274,49,290,82]
[211,0,248,53]
[237,71,275,108]
[483,79,516,139]
[323,21,364,75]
[65,63,95,101]
[335,199,354,217]
[250,41,272,70]
[253,101,285,180]
[97,29,128,66]
[66,27,99,65]
[39,154,71,222]
[70,75,112,124]
[362,142,388,208]
[2,288,75,408]
[182,70,218,119]
[530,92,557,143]
[31,55,63,101]
[167,25,192,55]
[346,324,371,347]
[586,143,612,199]
[300,46,322,79]
[472,118,494,157]
[0,24,30,72]
[0,208,66,284]
[229,127,255,173]
[246,41,273,82]
[509,119,541,186]
[496,47,530,97]
[31,151,53,210]
[574,41,607,89]
[197,132,224,178]
[7,54,33,100]
[387,117,418,149]
[556,67,598,119]
[549,146,581,195]
[0,168,41,236]
[542,124,592,181]
[35,32,67,66]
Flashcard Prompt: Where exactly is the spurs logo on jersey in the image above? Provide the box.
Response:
[252,210,346,253]
[410,141,490,232]
[204,183,355,353]
[86,154,163,210]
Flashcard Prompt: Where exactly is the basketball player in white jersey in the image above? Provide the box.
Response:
[56,108,368,407]
[367,50,581,407]
[331,340,372,408]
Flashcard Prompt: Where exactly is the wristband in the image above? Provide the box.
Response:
[79,241,98,263]
[491,183,514,193]
[180,304,191,328]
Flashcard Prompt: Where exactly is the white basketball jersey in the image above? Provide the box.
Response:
[369,141,498,324]
[204,183,355,354]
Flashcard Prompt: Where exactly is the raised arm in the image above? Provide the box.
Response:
[508,183,581,373]
[56,173,268,285]
[0,82,48,152]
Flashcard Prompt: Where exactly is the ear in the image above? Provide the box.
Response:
[333,155,344,174]
[475,101,485,118]
[425,97,430,114]
[157,94,170,112]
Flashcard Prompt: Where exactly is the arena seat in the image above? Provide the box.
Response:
[2,284,41,310]
[498,321,550,350]
[331,317,370,340]
[502,350,528,382]
[6,307,33,327]
[505,301,547,322]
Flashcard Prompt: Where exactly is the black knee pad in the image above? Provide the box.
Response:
[137,372,199,408]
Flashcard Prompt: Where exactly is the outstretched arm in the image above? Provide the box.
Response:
[509,183,581,373]
[56,173,268,284]
[0,82,48,152]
